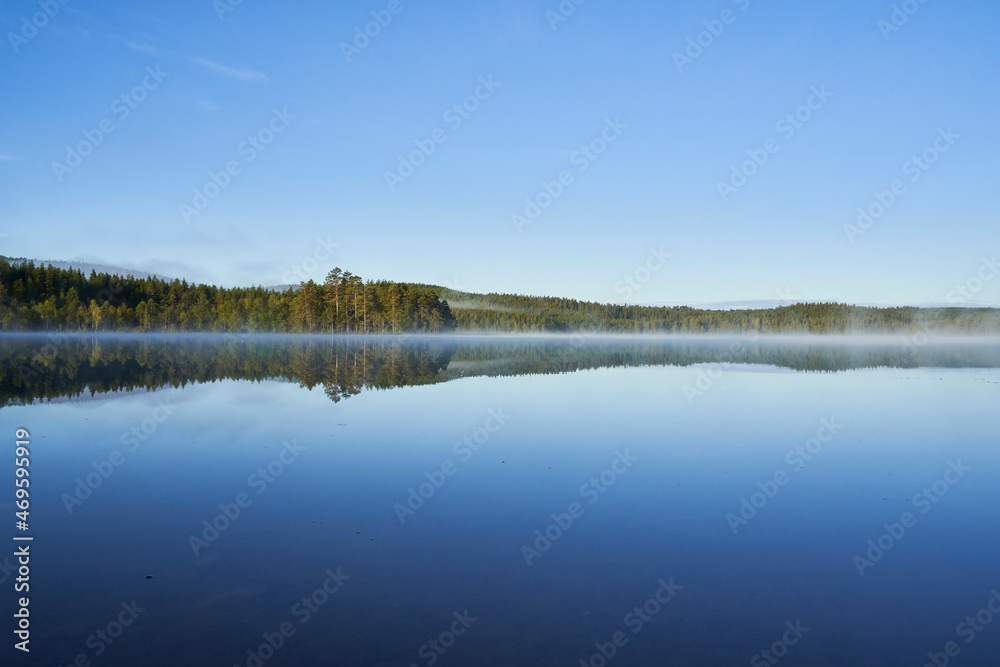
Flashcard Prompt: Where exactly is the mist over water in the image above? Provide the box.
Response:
[4,333,1000,406]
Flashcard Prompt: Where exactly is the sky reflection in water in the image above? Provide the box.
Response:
[2,335,999,666]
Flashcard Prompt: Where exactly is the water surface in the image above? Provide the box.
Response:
[2,334,999,666]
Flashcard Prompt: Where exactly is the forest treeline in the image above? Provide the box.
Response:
[417,286,1000,334]
[2,258,999,334]
[0,259,455,333]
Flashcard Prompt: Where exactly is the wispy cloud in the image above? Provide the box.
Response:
[110,33,266,83]
[198,100,219,112]
[62,6,94,20]
[190,57,268,82]
[125,41,160,55]
[0,154,18,162]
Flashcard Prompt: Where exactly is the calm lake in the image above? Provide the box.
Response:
[2,334,999,666]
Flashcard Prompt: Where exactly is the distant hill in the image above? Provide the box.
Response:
[1,256,174,282]
[4,257,299,293]
[408,284,1000,334]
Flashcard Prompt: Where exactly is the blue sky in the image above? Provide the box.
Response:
[1,0,998,307]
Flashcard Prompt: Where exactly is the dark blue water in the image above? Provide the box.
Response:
[2,335,999,666]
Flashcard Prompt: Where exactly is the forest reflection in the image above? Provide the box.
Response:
[3,334,999,407]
